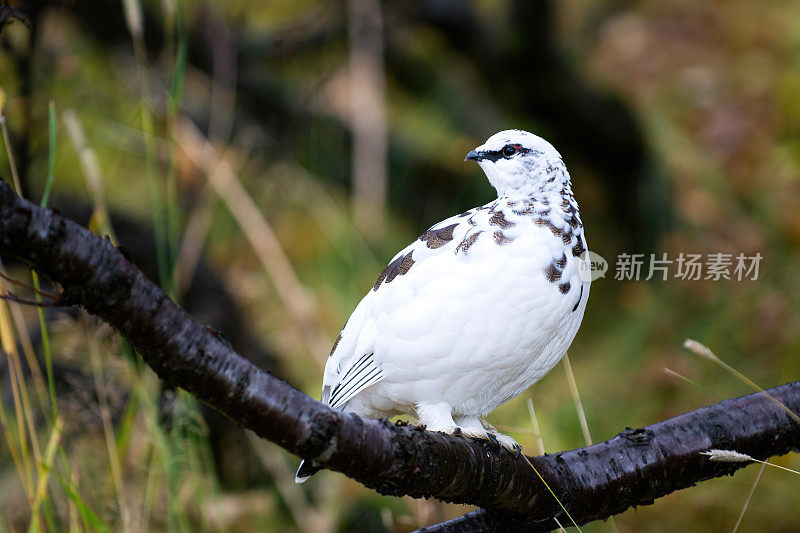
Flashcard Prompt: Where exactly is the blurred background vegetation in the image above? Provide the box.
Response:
[0,0,798,531]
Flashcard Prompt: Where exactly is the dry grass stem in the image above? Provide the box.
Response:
[685,339,800,425]
[176,133,258,293]
[0,262,49,411]
[63,109,115,239]
[347,0,387,240]
[86,320,131,532]
[271,161,379,264]
[702,449,800,476]
[121,0,144,39]
[175,183,216,294]
[732,461,766,533]
[526,398,546,456]
[175,118,331,364]
[0,89,22,195]
[663,367,724,398]
[246,432,332,533]
[563,353,592,445]
[0,281,43,465]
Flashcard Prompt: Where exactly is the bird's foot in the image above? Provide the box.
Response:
[477,418,521,453]
[454,418,522,454]
[456,424,490,440]
[488,432,522,454]
[417,405,522,454]
[483,430,521,453]
[417,403,459,436]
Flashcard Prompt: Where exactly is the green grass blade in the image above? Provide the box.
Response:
[32,271,58,422]
[40,100,57,208]
[54,453,111,533]
[522,455,583,532]
[168,4,187,119]
[27,417,62,533]
[165,1,188,298]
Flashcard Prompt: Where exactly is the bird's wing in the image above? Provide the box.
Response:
[321,286,382,409]
[319,205,494,409]
[326,352,383,410]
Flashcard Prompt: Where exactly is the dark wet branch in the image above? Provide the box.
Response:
[1,178,798,532]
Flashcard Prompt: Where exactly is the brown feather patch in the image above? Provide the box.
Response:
[455,231,482,254]
[544,263,562,282]
[489,211,516,229]
[535,218,562,237]
[373,251,415,291]
[329,333,343,357]
[493,231,513,245]
[419,223,458,249]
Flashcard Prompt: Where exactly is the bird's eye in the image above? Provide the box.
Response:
[502,144,517,157]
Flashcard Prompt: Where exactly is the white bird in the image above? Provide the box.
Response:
[296,129,590,482]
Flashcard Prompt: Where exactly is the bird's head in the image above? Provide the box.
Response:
[466,129,567,197]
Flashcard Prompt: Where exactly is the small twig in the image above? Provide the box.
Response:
[0,293,62,307]
[0,270,56,298]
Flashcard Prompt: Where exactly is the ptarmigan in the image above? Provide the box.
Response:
[296,129,590,482]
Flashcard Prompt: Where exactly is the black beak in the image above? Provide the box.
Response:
[465,149,482,162]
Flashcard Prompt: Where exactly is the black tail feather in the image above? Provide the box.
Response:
[295,459,321,483]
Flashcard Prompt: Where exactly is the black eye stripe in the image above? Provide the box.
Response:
[473,144,531,162]
[478,151,504,162]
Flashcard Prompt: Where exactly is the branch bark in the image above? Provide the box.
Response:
[1,178,798,531]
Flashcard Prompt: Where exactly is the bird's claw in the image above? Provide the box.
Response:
[482,430,522,454]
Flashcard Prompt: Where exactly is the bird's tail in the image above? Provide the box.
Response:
[296,385,334,482]
[295,459,321,483]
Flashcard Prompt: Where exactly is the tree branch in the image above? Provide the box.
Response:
[1,178,798,531]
